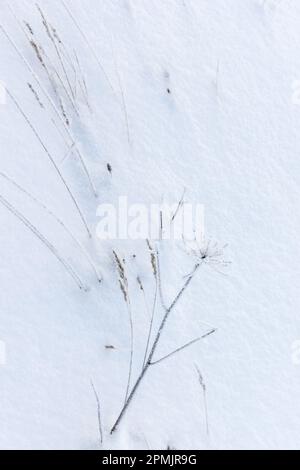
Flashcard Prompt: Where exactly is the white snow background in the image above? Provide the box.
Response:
[0,0,300,450]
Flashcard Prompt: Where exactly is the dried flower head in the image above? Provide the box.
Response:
[187,238,230,275]
[137,276,144,291]
[28,83,44,108]
[24,22,34,36]
[113,250,128,302]
[36,4,52,40]
[50,24,62,44]
[113,250,125,280]
[30,40,45,67]
[146,239,157,278]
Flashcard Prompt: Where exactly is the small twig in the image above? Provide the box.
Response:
[150,329,216,366]
[171,188,186,223]
[159,211,163,240]
[195,365,209,437]
[91,381,103,445]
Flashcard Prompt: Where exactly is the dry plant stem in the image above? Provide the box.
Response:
[116,64,131,147]
[61,43,78,82]
[142,242,159,367]
[142,272,158,369]
[0,194,86,290]
[20,14,76,118]
[0,172,102,282]
[43,48,79,116]
[61,143,75,163]
[203,388,209,436]
[60,0,116,96]
[124,298,134,404]
[113,251,134,404]
[159,211,163,240]
[0,23,97,198]
[91,381,103,445]
[74,51,92,112]
[6,87,91,238]
[195,365,209,436]
[171,188,186,223]
[110,262,201,433]
[21,23,92,188]
[150,329,216,366]
[36,4,77,106]
[111,36,131,147]
[55,40,81,103]
[156,248,167,310]
[51,117,69,145]
[30,18,96,195]
[0,22,66,132]
[6,3,73,118]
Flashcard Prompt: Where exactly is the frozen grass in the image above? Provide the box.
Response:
[110,240,228,434]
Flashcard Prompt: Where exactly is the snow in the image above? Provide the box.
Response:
[0,0,300,450]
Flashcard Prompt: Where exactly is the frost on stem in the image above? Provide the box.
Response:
[91,381,103,446]
[186,238,231,275]
[0,171,102,283]
[0,19,97,198]
[60,0,116,97]
[5,87,91,238]
[0,194,86,290]
[113,251,134,403]
[195,365,209,437]
[142,240,158,368]
[110,239,228,434]
[110,259,203,434]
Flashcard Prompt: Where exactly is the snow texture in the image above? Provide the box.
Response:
[0,0,300,450]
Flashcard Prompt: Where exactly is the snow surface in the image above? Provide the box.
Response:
[0,0,300,450]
